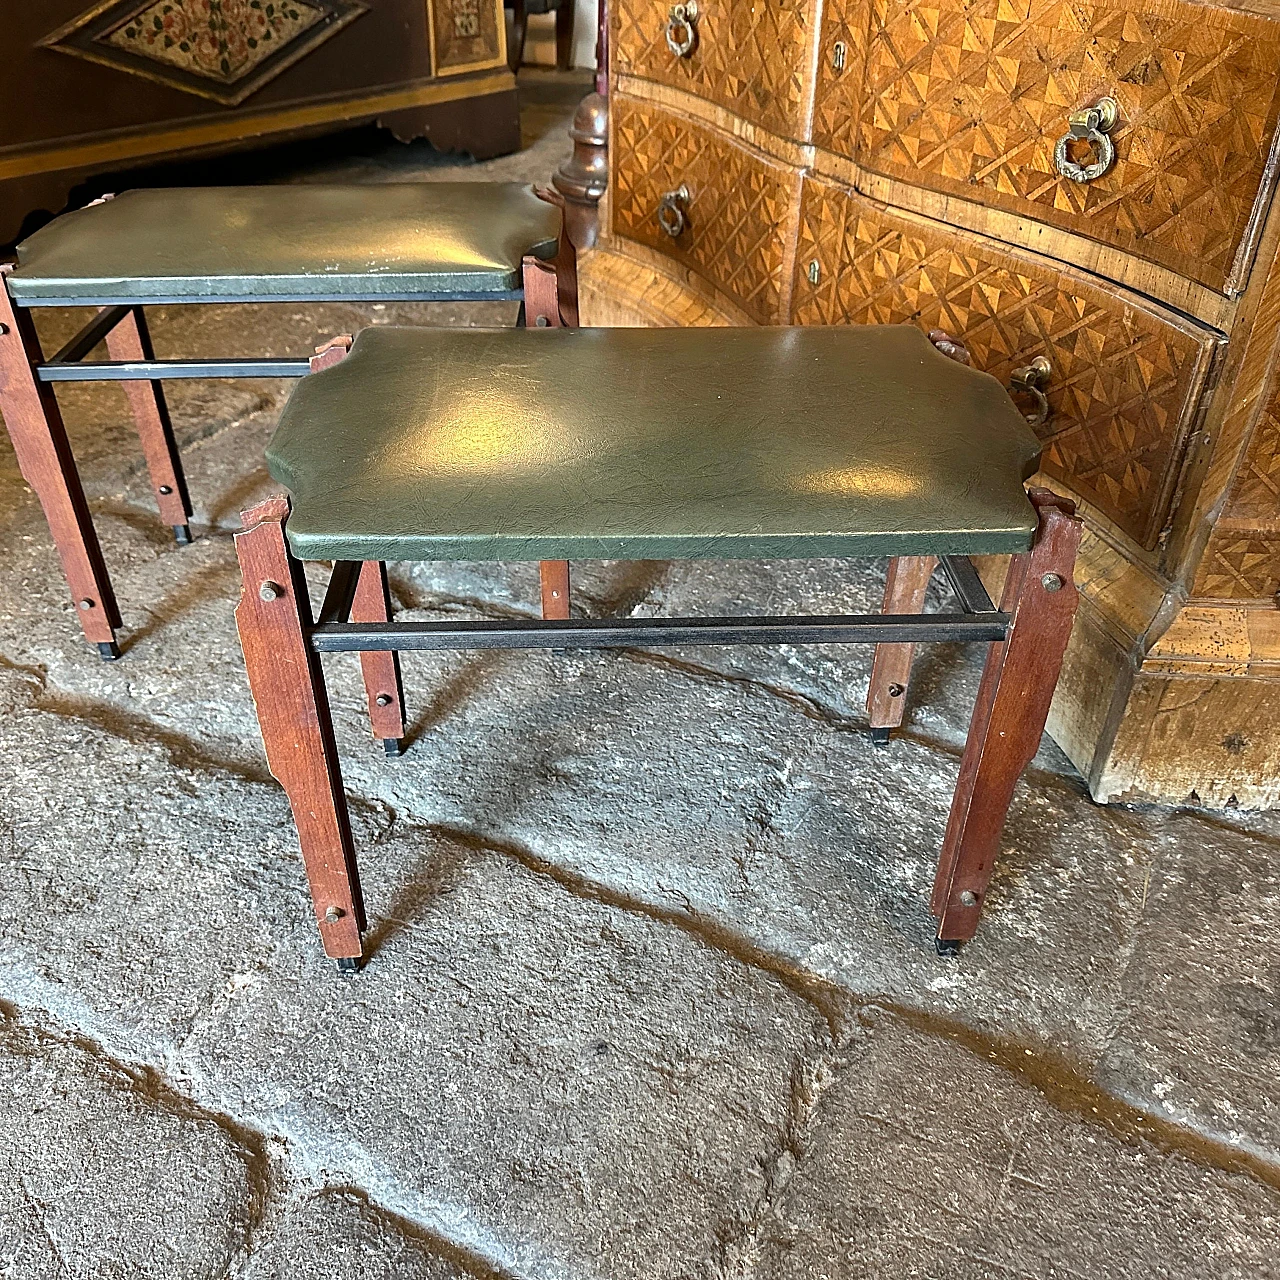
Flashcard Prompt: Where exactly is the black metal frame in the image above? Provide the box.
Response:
[308,558,1009,654]
[26,290,523,384]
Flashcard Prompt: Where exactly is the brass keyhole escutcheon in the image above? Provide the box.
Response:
[832,40,847,72]
[1054,96,1119,183]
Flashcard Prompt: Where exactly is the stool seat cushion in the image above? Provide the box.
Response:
[267,324,1043,563]
[8,184,560,306]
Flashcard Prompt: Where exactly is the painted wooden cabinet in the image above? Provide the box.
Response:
[584,0,1280,807]
[1,0,519,245]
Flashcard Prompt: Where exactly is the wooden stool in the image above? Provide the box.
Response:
[0,182,576,660]
[232,324,1082,970]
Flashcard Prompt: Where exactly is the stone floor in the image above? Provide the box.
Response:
[2,71,1279,1280]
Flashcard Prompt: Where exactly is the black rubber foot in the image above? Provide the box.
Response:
[935,937,963,958]
[383,738,403,758]
[97,641,121,662]
[173,524,193,545]
[869,727,891,746]
[335,956,362,975]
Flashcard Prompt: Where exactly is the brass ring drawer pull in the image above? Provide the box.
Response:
[1009,356,1052,427]
[658,185,690,238]
[666,0,698,57]
[1054,97,1119,183]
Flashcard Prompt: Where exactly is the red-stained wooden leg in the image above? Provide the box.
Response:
[353,560,407,756]
[532,184,581,328]
[311,334,353,371]
[522,253,561,329]
[931,491,1083,950]
[540,559,571,620]
[867,555,938,744]
[521,255,574,620]
[104,307,192,542]
[0,267,122,657]
[234,495,365,969]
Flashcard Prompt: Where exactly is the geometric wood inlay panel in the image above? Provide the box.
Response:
[791,175,1219,548]
[612,97,798,324]
[814,0,1280,295]
[1194,381,1280,600]
[613,0,815,140]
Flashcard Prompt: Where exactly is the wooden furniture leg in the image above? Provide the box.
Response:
[522,253,573,619]
[0,266,123,658]
[931,491,1083,951]
[555,0,575,69]
[509,0,528,69]
[104,306,193,543]
[353,560,407,756]
[867,555,938,743]
[234,495,366,970]
[540,559,571,619]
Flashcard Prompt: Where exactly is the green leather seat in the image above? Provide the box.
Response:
[7,183,561,306]
[267,324,1043,563]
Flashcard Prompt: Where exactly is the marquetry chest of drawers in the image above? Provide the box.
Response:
[581,0,1280,807]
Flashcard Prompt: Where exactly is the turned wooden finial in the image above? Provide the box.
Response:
[551,0,608,252]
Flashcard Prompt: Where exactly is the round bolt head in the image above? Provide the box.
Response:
[324,906,345,923]
[1040,572,1064,592]
[158,484,173,495]
[0,322,10,335]
[375,693,393,708]
[958,889,978,908]
[78,598,95,611]
[887,682,905,697]
[535,315,550,327]
[259,580,283,602]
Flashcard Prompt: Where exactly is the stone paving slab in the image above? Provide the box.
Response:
[3,507,1278,1170]
[242,1190,493,1280]
[0,665,828,1280]
[753,1008,1280,1280]
[0,1006,259,1280]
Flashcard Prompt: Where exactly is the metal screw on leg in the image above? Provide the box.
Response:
[375,693,392,707]
[958,889,978,907]
[324,906,345,923]
[158,485,173,495]
[259,581,283,602]
[1040,572,1064,592]
[0,322,9,335]
[78,598,95,611]
[888,682,905,697]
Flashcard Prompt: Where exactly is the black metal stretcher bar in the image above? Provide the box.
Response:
[308,614,1012,653]
[39,358,313,381]
[939,554,998,614]
[32,296,527,384]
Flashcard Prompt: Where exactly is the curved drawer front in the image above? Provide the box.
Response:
[791,176,1222,549]
[611,97,799,324]
[813,0,1280,295]
[612,0,815,139]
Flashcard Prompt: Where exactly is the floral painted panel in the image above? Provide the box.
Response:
[103,0,325,84]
